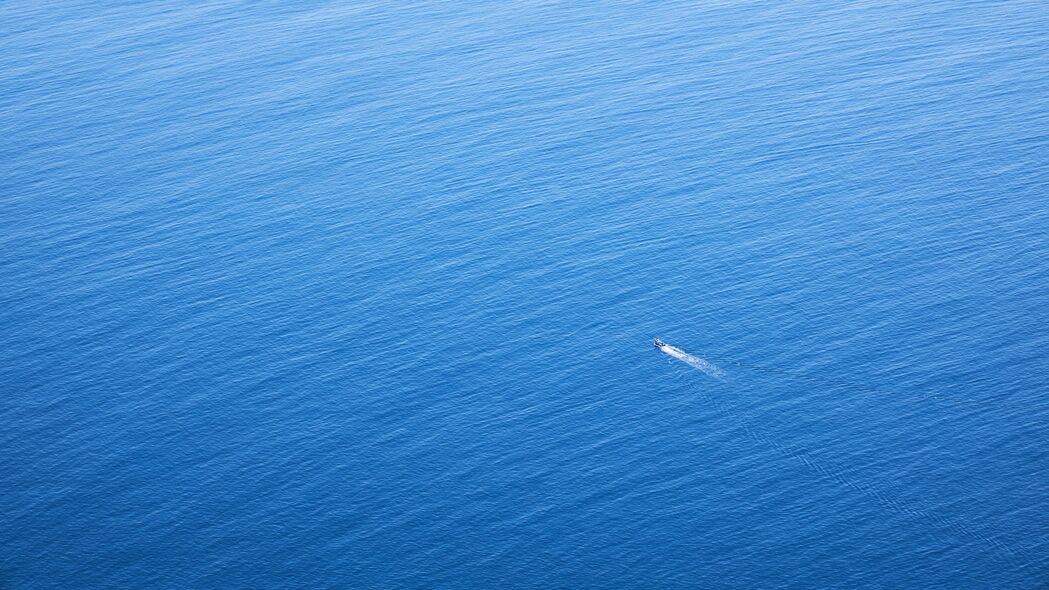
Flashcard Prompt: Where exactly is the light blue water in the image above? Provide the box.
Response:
[3,1,1049,588]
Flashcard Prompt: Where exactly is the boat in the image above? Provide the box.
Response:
[653,337,667,348]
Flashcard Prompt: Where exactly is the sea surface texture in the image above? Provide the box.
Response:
[3,1,1048,588]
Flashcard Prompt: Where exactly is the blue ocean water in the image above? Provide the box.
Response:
[3,1,1049,587]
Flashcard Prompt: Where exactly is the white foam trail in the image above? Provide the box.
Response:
[661,345,726,380]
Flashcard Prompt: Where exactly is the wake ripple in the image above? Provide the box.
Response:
[660,345,726,380]
[669,362,1031,570]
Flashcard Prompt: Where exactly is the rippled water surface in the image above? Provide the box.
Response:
[3,1,1049,588]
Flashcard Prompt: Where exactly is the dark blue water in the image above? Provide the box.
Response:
[3,1,1049,588]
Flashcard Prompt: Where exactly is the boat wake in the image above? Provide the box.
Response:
[655,338,1030,568]
[685,379,1028,569]
[660,344,726,380]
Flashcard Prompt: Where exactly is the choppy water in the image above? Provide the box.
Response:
[3,1,1049,588]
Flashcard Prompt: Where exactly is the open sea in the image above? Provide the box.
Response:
[3,1,1049,588]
